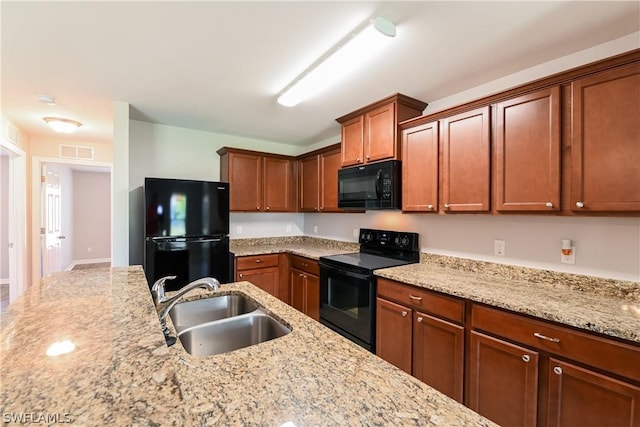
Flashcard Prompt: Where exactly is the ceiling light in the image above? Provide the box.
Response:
[277,16,397,107]
[43,117,82,133]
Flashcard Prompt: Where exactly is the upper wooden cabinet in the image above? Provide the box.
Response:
[495,87,561,212]
[218,148,295,212]
[402,121,439,212]
[441,106,491,212]
[570,62,640,213]
[297,144,342,212]
[336,94,427,167]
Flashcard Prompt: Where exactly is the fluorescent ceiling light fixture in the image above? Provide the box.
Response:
[43,117,82,133]
[277,16,397,107]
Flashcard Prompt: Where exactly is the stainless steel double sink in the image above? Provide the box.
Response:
[168,294,291,357]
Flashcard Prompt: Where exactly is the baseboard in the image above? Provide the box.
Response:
[65,258,111,271]
[0,278,9,285]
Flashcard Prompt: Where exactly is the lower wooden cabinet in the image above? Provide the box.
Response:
[376,278,465,403]
[235,253,288,303]
[546,358,640,427]
[289,255,320,321]
[468,331,539,427]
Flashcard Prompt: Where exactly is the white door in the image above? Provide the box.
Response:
[41,165,64,275]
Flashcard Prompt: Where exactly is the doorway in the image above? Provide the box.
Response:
[0,140,27,312]
[31,157,112,282]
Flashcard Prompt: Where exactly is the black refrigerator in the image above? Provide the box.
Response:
[144,177,231,291]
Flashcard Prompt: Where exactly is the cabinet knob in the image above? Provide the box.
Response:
[401,311,408,317]
[239,273,243,278]
[365,155,370,160]
[256,206,260,210]
[299,273,304,277]
[553,366,563,375]
[417,317,423,323]
[545,202,554,208]
[319,206,323,211]
[266,206,270,211]
[444,204,450,209]
[357,157,362,163]
[427,204,434,210]
[576,201,585,208]
[255,259,263,263]
[522,354,530,363]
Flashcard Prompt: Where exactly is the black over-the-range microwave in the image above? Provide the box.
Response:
[338,159,401,210]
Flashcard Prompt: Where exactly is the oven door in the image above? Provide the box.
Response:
[319,262,375,350]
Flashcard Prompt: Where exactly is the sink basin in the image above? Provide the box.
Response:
[177,312,291,357]
[169,295,259,333]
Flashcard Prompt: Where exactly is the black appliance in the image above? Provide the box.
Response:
[144,177,231,291]
[319,228,419,352]
[338,159,401,210]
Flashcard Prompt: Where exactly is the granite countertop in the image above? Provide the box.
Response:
[230,236,359,259]
[376,257,640,344]
[0,266,495,426]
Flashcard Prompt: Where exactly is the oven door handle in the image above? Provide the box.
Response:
[319,262,371,281]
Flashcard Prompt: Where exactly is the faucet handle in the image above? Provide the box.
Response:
[151,275,176,303]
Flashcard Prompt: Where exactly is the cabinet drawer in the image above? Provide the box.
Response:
[471,304,640,382]
[290,255,319,276]
[236,254,279,270]
[377,278,464,323]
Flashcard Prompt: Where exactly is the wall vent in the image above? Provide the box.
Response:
[59,144,95,160]
[7,124,20,144]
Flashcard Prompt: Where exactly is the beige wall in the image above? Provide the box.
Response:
[73,170,111,261]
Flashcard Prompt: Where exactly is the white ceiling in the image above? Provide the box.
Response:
[2,1,639,147]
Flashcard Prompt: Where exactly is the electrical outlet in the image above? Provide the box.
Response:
[286,225,292,233]
[313,225,318,235]
[353,228,359,238]
[236,225,243,235]
[561,247,576,264]
[494,240,505,256]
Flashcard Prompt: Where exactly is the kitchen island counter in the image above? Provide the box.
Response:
[1,266,495,426]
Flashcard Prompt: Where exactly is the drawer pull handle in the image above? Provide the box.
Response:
[239,273,243,278]
[545,202,553,208]
[522,354,530,363]
[534,332,560,343]
[576,201,584,208]
[401,311,408,317]
[409,295,423,301]
[255,259,264,263]
[302,263,308,267]
[417,317,423,323]
[553,366,563,375]
[427,204,434,210]
[299,273,304,278]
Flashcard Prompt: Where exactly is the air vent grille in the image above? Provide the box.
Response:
[59,144,94,160]
[7,124,20,144]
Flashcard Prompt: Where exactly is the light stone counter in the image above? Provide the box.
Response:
[230,236,359,259]
[0,266,495,426]
[376,257,640,344]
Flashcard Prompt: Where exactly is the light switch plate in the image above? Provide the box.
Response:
[494,240,505,256]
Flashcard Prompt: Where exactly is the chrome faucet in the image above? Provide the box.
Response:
[151,276,220,343]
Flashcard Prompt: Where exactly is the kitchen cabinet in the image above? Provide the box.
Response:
[297,144,342,212]
[218,147,295,212]
[401,120,439,212]
[236,254,289,303]
[441,106,491,212]
[495,87,561,212]
[468,331,539,427]
[376,278,465,402]
[570,62,640,213]
[289,255,319,321]
[471,303,640,427]
[336,94,427,167]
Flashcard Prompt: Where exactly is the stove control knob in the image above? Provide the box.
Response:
[401,236,410,247]
[394,236,401,245]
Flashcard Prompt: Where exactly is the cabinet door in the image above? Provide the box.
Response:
[402,121,439,212]
[341,115,364,166]
[365,103,396,163]
[496,87,561,211]
[305,273,320,321]
[320,149,341,212]
[571,63,640,212]
[376,298,412,374]
[290,268,306,314]
[263,156,293,212]
[299,155,320,212]
[228,152,262,211]
[413,312,464,403]
[237,267,279,298]
[441,106,491,212]
[547,358,640,427]
[468,331,538,427]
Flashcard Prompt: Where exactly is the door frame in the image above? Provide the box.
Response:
[31,156,112,282]
[1,139,27,303]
